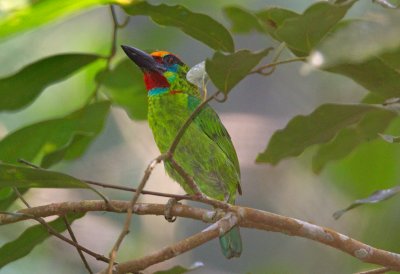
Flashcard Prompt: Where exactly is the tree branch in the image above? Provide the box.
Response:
[103,213,238,273]
[2,200,400,272]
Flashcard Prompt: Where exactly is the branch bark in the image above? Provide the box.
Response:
[2,200,400,272]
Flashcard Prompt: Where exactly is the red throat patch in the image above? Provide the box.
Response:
[143,71,170,91]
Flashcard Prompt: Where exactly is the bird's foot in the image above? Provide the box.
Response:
[164,198,179,222]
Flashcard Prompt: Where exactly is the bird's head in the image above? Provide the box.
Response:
[121,45,191,93]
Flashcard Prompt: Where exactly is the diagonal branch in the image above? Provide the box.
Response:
[104,213,238,274]
[3,200,400,272]
[62,216,93,274]
[107,154,166,273]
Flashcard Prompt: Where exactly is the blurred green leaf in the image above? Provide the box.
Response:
[326,48,400,99]
[273,1,356,56]
[311,11,400,68]
[333,185,400,219]
[255,7,298,39]
[0,54,100,111]
[0,101,110,165]
[257,104,384,165]
[0,213,84,268]
[123,1,234,52]
[312,109,396,173]
[223,6,264,34]
[0,186,22,211]
[0,163,89,189]
[0,0,121,40]
[206,48,272,94]
[96,59,147,120]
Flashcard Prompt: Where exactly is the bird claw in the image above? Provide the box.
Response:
[164,198,178,222]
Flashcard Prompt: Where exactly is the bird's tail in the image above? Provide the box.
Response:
[219,226,242,259]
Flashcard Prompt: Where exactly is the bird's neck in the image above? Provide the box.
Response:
[144,71,170,91]
[145,70,200,98]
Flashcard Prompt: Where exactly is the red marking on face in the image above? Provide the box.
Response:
[170,90,182,95]
[143,71,170,91]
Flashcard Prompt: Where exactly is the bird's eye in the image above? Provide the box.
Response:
[164,55,175,65]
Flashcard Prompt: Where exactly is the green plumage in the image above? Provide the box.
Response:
[122,46,242,258]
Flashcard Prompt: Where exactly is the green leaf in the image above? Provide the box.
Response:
[0,54,100,111]
[223,6,265,34]
[0,0,122,40]
[206,48,272,94]
[123,1,234,52]
[257,104,383,165]
[333,185,400,219]
[0,101,110,166]
[96,59,147,120]
[0,213,84,268]
[263,1,356,55]
[312,109,396,173]
[311,10,400,68]
[326,48,400,99]
[0,163,89,189]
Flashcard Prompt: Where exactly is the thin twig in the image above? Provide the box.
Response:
[62,216,93,274]
[107,155,166,273]
[250,57,307,75]
[3,200,400,272]
[83,180,189,200]
[18,159,189,200]
[17,159,113,209]
[11,188,110,264]
[168,158,202,195]
[86,4,128,104]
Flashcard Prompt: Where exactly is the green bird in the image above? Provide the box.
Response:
[121,45,242,259]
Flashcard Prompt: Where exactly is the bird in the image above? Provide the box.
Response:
[121,45,242,259]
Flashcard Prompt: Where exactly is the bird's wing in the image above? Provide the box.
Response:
[187,95,242,194]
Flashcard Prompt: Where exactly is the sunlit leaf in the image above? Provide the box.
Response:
[0,54,100,111]
[186,61,208,89]
[311,10,400,68]
[0,213,84,268]
[0,163,89,189]
[223,6,264,34]
[0,0,122,40]
[379,133,400,143]
[96,59,147,120]
[123,1,234,52]
[0,101,110,166]
[257,104,383,165]
[312,109,396,173]
[333,185,400,219]
[206,48,272,94]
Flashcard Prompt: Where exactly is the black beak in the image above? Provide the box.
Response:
[121,45,165,73]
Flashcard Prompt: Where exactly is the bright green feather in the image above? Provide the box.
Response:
[146,51,242,258]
